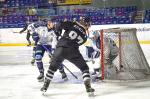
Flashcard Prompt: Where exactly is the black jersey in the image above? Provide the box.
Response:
[20,23,28,33]
[56,21,87,48]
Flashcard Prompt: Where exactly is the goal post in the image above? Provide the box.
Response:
[99,28,150,80]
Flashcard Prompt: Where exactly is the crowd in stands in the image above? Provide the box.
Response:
[0,0,150,28]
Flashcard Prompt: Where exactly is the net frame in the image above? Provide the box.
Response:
[99,28,150,81]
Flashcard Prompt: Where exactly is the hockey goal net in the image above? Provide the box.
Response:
[99,28,150,80]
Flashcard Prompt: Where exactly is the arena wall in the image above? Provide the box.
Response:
[0,24,150,46]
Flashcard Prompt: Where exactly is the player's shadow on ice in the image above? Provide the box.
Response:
[52,71,99,84]
[52,72,83,84]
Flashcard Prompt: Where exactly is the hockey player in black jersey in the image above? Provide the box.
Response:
[41,17,95,96]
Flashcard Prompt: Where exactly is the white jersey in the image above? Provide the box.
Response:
[103,37,119,56]
[91,39,100,52]
[89,31,119,57]
[27,23,36,33]
[27,22,57,48]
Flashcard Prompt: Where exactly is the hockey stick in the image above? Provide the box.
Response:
[13,31,22,33]
[13,31,27,33]
[41,44,52,57]
[63,65,78,79]
[42,44,79,79]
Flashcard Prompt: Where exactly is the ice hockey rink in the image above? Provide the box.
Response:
[0,24,150,99]
[0,44,150,99]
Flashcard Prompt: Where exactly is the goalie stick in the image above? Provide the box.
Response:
[41,44,79,80]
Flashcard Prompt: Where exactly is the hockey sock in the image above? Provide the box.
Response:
[82,70,91,82]
[37,62,44,73]
[45,69,56,81]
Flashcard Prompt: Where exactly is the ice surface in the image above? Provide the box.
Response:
[0,45,150,99]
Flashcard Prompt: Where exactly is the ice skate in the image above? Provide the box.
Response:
[37,73,44,82]
[91,72,96,76]
[59,68,68,81]
[27,43,31,47]
[93,71,102,82]
[93,76,102,82]
[92,68,100,76]
[84,80,95,97]
[31,59,35,65]
[87,87,95,97]
[41,78,50,94]
[61,72,68,81]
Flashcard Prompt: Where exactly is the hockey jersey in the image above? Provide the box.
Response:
[55,21,88,48]
[27,21,57,48]
[90,31,119,56]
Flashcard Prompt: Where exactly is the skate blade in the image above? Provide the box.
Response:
[41,90,46,96]
[88,92,95,97]
[63,78,68,81]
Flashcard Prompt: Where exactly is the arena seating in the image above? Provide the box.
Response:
[0,5,141,28]
[144,9,150,23]
[3,0,49,8]
[0,15,38,28]
[51,6,137,25]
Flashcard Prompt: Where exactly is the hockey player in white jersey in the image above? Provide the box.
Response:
[28,19,68,82]
[79,34,101,80]
[83,30,119,80]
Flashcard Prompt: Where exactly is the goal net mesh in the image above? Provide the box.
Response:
[100,28,150,80]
